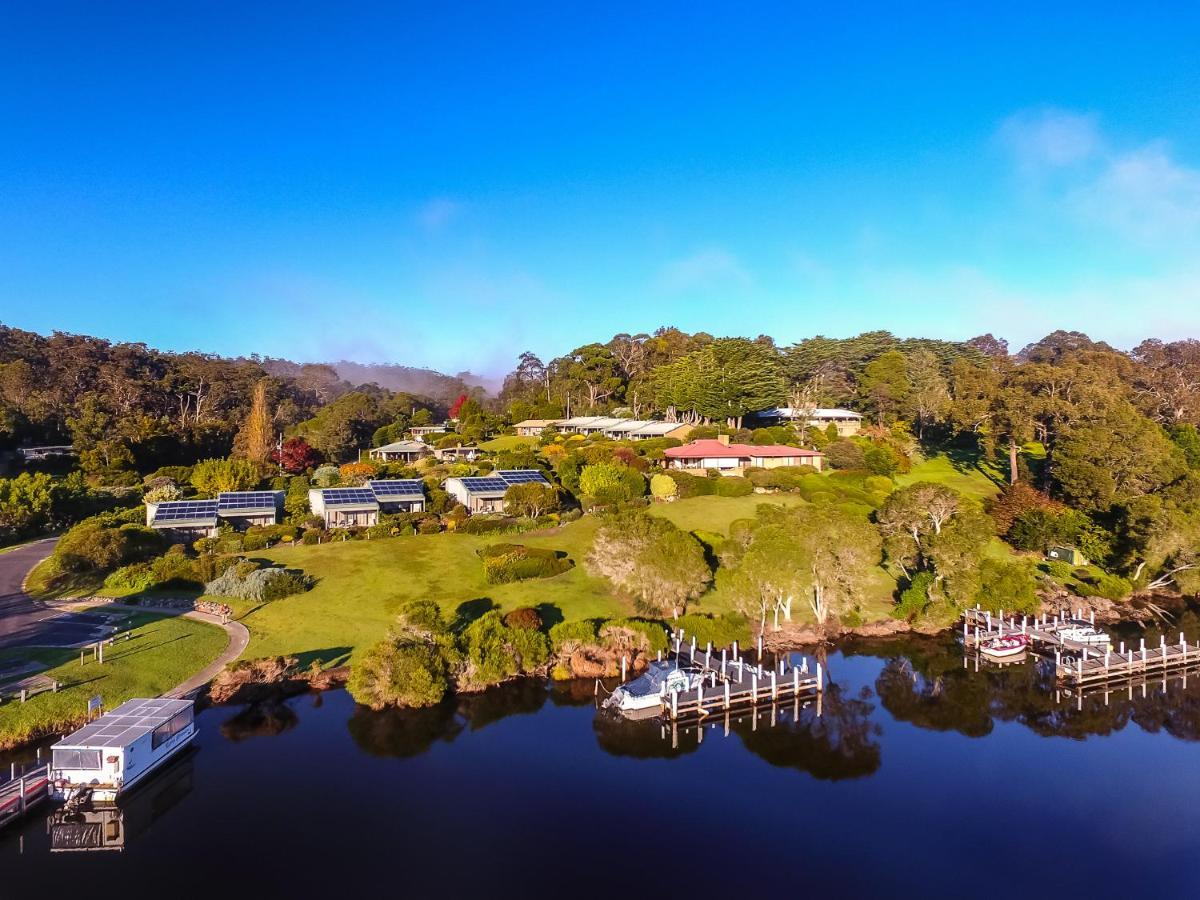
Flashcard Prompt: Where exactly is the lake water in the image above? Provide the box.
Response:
[4,633,1200,898]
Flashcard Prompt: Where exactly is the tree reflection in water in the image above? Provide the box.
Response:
[859,634,1200,742]
[220,700,301,742]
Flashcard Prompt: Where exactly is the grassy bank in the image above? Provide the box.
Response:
[896,451,1004,501]
[0,611,228,750]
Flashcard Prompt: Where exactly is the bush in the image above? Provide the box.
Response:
[600,618,669,654]
[348,639,448,710]
[1074,570,1133,601]
[671,472,716,499]
[103,563,156,593]
[713,476,753,497]
[54,518,166,573]
[301,528,323,545]
[825,441,866,470]
[649,473,678,501]
[503,607,543,630]
[863,475,894,495]
[673,613,751,649]
[460,610,551,688]
[549,619,599,651]
[150,550,201,589]
[894,571,934,621]
[478,543,572,584]
[205,564,314,602]
[579,463,645,505]
[417,517,443,535]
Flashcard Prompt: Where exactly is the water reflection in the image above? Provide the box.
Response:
[219,700,300,742]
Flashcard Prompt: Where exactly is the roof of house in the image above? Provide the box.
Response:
[148,500,219,528]
[371,440,430,454]
[217,491,284,514]
[56,698,192,750]
[513,419,561,428]
[762,406,863,420]
[664,440,824,460]
[310,487,380,510]
[447,476,510,498]
[495,469,550,486]
[366,479,426,500]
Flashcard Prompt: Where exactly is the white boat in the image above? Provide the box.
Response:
[980,634,1030,660]
[1057,619,1111,647]
[50,698,196,804]
[603,661,705,715]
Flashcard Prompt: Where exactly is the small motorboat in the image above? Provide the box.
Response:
[979,634,1030,660]
[602,661,705,716]
[1057,619,1111,647]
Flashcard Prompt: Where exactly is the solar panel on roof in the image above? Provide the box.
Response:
[218,491,280,510]
[368,479,425,497]
[151,500,219,524]
[320,487,378,504]
[495,470,550,486]
[459,477,509,492]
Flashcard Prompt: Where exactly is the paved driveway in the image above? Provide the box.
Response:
[0,539,122,649]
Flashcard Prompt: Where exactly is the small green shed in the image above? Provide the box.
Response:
[1046,545,1088,566]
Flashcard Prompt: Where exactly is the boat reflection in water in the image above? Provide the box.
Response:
[46,751,195,853]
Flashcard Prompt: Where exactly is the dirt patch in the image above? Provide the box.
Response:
[206,656,349,706]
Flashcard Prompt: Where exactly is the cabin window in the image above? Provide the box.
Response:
[53,748,101,770]
[151,708,194,749]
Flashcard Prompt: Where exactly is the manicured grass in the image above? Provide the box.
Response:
[478,435,537,452]
[238,493,899,665]
[647,493,806,536]
[896,451,1004,502]
[0,612,228,749]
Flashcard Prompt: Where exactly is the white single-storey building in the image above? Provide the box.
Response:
[368,440,432,463]
[216,490,285,529]
[758,407,863,436]
[663,436,825,474]
[443,476,509,514]
[554,416,694,441]
[366,479,427,513]
[145,500,221,540]
[308,487,380,528]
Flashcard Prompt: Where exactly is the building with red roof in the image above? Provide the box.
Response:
[662,435,824,475]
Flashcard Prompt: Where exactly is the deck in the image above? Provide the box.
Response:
[0,761,51,830]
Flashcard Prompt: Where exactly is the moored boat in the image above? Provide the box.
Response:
[1057,619,1111,647]
[50,698,196,804]
[603,661,705,716]
[980,634,1030,660]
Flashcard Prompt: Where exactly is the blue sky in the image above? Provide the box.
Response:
[2,3,1199,378]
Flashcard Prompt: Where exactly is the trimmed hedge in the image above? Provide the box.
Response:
[478,543,573,584]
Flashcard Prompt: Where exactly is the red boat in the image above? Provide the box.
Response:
[980,634,1030,660]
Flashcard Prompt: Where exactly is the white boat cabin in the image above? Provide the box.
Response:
[51,698,196,802]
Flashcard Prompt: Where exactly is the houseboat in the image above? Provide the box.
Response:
[50,698,196,804]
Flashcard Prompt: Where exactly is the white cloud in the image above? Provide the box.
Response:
[416,197,463,232]
[654,247,752,294]
[1000,108,1200,244]
[999,108,1102,170]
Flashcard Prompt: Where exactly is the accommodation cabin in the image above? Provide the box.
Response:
[513,419,560,437]
[216,491,284,529]
[308,487,380,528]
[554,416,693,441]
[758,407,863,436]
[145,500,220,540]
[19,445,75,463]
[433,444,480,462]
[494,469,551,487]
[443,476,509,514]
[410,424,449,440]
[663,435,825,475]
[366,479,426,513]
[368,439,431,463]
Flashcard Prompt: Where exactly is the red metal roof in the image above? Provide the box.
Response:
[663,440,823,459]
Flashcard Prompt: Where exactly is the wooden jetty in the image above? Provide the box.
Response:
[660,629,823,722]
[664,689,823,750]
[0,761,51,830]
[961,605,1200,686]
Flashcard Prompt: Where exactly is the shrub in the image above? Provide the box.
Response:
[194,553,237,584]
[863,475,894,495]
[417,517,443,535]
[825,441,866,470]
[649,473,678,501]
[150,550,201,589]
[460,610,551,688]
[312,465,341,488]
[894,571,935,621]
[549,619,599,651]
[241,529,269,552]
[348,639,448,710]
[104,563,156,593]
[205,564,314,602]
[1074,570,1133,601]
[600,618,669,654]
[579,462,645,505]
[713,476,753,497]
[54,518,165,573]
[478,543,572,584]
[671,472,716,499]
[503,607,543,630]
[673,613,751,649]
[301,528,322,545]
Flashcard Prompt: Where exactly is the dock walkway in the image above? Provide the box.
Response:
[662,630,822,721]
[962,606,1200,686]
[0,761,50,830]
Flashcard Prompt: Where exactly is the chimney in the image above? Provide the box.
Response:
[716,434,731,447]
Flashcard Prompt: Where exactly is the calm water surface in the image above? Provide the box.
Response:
[4,633,1200,898]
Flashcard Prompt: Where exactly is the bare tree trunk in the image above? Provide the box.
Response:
[1008,437,1019,485]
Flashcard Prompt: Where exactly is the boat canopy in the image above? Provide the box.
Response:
[54,698,193,751]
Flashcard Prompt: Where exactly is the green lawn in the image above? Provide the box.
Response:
[896,451,1004,502]
[478,434,537,452]
[647,492,806,535]
[0,612,228,750]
